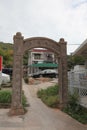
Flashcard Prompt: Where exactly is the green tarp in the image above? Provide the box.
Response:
[29,63,58,68]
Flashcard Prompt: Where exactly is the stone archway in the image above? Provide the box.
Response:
[9,32,68,115]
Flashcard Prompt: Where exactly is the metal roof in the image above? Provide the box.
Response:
[73,39,87,57]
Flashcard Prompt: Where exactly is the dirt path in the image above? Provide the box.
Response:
[0,80,87,130]
[22,80,87,130]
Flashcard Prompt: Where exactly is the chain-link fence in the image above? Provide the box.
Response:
[68,70,87,97]
[68,69,87,107]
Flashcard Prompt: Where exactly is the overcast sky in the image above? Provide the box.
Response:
[0,0,87,54]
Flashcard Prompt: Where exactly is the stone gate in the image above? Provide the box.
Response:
[9,32,68,115]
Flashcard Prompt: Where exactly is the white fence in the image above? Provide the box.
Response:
[68,69,87,97]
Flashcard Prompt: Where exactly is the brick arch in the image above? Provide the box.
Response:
[9,32,68,115]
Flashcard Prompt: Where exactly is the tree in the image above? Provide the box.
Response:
[0,42,13,68]
[67,55,85,70]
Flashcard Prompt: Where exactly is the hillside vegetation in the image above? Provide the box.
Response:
[0,42,28,68]
[0,42,13,67]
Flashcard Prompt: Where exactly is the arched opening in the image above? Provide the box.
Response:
[27,47,58,77]
[9,32,68,115]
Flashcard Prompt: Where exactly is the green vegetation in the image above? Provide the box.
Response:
[63,93,87,124]
[0,90,11,103]
[0,42,13,67]
[37,85,87,124]
[0,90,27,108]
[23,51,28,66]
[0,42,28,68]
[22,93,27,107]
[67,55,85,70]
[37,84,59,107]
[1,82,12,88]
[24,77,29,84]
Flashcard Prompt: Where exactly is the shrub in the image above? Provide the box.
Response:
[37,84,58,98]
[1,82,12,88]
[63,92,87,124]
[37,89,46,98]
[37,84,59,108]
[24,77,29,84]
[44,84,59,96]
[0,90,27,108]
[0,90,11,103]
[22,94,27,107]
[68,92,80,111]
[42,95,59,107]
[37,85,87,124]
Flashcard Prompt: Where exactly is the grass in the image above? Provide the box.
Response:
[63,93,87,124]
[63,104,87,124]
[0,90,11,103]
[0,90,27,108]
[37,84,59,107]
[37,85,87,124]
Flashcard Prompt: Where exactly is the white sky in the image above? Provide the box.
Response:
[0,0,87,54]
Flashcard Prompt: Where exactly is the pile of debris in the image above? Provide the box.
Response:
[28,77,52,85]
